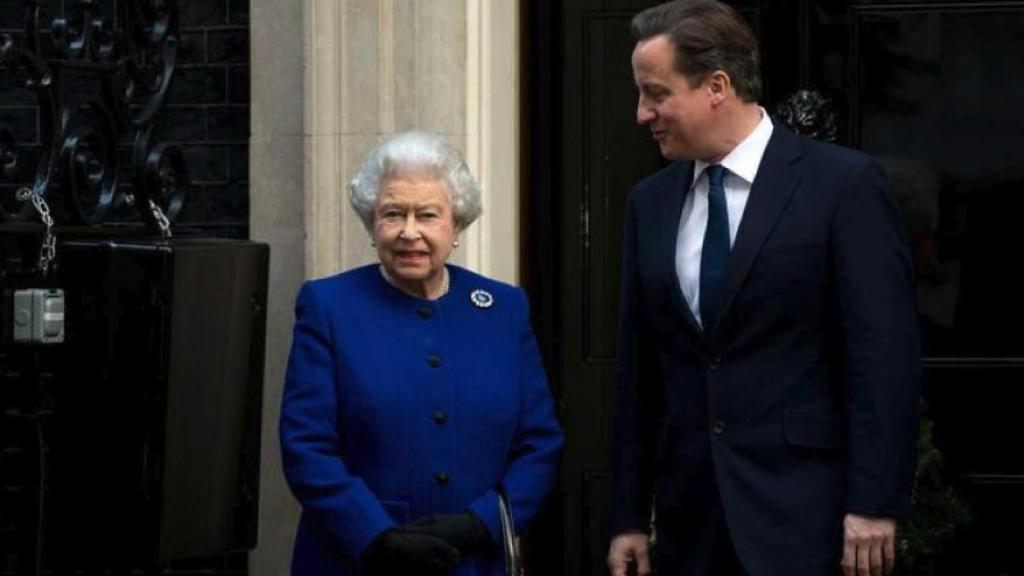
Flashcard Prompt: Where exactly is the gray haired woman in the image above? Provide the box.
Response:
[280,131,564,575]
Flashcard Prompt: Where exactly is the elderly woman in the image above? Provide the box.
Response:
[280,131,564,575]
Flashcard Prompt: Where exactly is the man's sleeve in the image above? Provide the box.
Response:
[610,191,663,535]
[833,159,921,519]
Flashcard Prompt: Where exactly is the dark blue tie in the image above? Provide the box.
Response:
[700,164,730,330]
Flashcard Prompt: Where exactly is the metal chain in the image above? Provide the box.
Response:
[148,199,172,238]
[17,186,56,275]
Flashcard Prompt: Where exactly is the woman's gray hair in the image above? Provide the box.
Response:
[349,131,483,232]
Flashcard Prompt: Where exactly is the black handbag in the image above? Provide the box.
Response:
[497,490,523,576]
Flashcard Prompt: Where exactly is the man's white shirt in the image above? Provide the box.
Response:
[676,110,774,327]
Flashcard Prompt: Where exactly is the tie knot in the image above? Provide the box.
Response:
[706,164,726,188]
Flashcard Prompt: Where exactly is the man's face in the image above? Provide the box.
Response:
[631,35,713,160]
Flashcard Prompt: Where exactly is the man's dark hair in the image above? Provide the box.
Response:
[631,0,761,103]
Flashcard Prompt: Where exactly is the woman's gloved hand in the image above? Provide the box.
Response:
[360,528,460,575]
[401,511,492,555]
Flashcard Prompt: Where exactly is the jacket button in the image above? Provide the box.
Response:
[427,355,442,368]
[712,420,727,435]
[708,357,721,371]
[433,411,447,425]
[434,472,450,485]
[418,307,433,319]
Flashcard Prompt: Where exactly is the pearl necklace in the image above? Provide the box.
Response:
[379,265,449,300]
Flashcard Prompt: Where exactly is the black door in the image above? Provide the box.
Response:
[525,1,1024,575]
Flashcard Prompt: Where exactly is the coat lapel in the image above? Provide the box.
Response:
[713,126,804,333]
[659,161,703,336]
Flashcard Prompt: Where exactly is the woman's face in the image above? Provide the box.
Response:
[373,176,457,296]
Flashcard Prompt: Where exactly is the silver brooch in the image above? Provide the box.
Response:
[470,289,494,308]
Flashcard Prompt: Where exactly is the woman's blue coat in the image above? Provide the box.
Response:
[280,264,563,575]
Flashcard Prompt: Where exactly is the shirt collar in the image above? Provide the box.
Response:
[693,107,774,187]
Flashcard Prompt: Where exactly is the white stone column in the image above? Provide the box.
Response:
[465,0,521,284]
[305,0,472,279]
[250,0,305,574]
[301,0,521,283]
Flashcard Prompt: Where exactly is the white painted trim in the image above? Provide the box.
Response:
[465,0,483,274]
[304,0,344,277]
[465,0,520,285]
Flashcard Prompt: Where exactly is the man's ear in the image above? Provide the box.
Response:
[707,70,731,106]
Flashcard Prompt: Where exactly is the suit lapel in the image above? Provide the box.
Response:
[659,161,703,336]
[713,126,804,332]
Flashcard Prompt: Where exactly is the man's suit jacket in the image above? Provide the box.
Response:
[611,124,920,576]
[281,264,563,576]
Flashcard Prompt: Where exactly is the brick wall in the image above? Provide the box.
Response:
[0,0,250,236]
[168,0,251,237]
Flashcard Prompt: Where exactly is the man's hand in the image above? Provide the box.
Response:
[608,531,651,576]
[842,514,896,576]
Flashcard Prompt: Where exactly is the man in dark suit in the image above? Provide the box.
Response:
[606,2,920,575]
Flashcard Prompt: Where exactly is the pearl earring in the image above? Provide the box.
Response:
[453,240,460,248]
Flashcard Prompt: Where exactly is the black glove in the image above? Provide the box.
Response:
[360,528,460,575]
[401,511,492,555]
